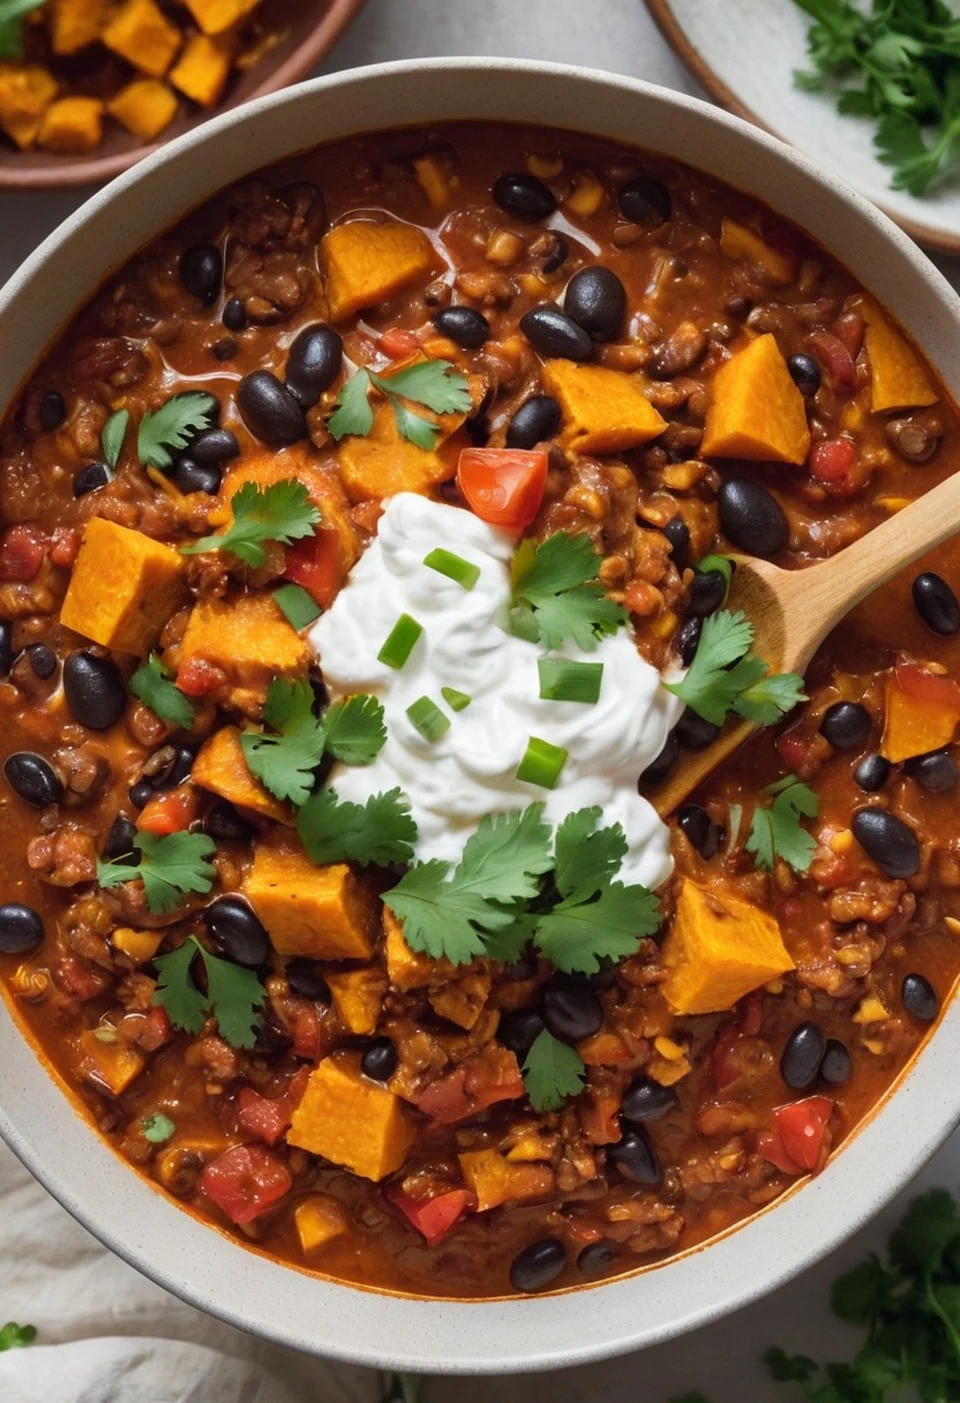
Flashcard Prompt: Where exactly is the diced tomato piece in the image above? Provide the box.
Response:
[290,1002,321,1060]
[48,526,81,568]
[176,658,226,697]
[809,437,856,483]
[776,726,810,771]
[417,1047,524,1124]
[385,1186,474,1246]
[895,658,960,710]
[200,1144,292,1225]
[379,328,420,359]
[810,331,857,389]
[457,448,548,530]
[139,1005,172,1051]
[0,525,46,582]
[55,955,110,1002]
[755,1128,803,1176]
[283,530,342,610]
[136,785,201,836]
[773,1096,833,1172]
[237,1087,292,1148]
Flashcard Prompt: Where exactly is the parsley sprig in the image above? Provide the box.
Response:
[522,1029,587,1113]
[329,359,472,450]
[181,480,320,568]
[746,774,819,875]
[297,787,418,867]
[665,609,806,727]
[96,831,216,915]
[152,935,264,1049]
[508,533,628,653]
[138,392,218,471]
[129,653,195,731]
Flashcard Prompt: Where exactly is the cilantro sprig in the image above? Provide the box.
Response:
[129,653,195,731]
[101,409,129,469]
[96,831,216,915]
[181,479,320,568]
[522,1029,587,1113]
[508,533,628,653]
[297,787,418,867]
[138,392,218,471]
[746,774,819,875]
[0,1321,36,1351]
[152,935,264,1049]
[329,359,472,450]
[665,609,806,727]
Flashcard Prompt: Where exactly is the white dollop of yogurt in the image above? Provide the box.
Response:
[308,494,682,890]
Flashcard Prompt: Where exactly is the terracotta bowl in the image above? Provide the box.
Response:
[1,58,960,1375]
[0,0,366,190]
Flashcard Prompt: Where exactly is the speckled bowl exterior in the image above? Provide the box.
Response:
[1,59,959,1374]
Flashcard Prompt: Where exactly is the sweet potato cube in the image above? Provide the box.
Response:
[0,66,58,149]
[384,907,460,989]
[662,879,794,1016]
[852,295,938,413]
[326,966,387,1035]
[428,970,492,1030]
[107,79,178,141]
[170,34,233,108]
[103,0,182,78]
[60,517,186,656]
[881,676,960,763]
[244,844,378,959]
[192,724,291,823]
[458,1148,552,1212]
[295,1193,348,1253]
[50,0,113,54]
[701,333,811,465]
[177,593,310,707]
[541,360,666,454]
[337,402,454,502]
[182,0,260,34]
[288,1056,416,1181]
[321,221,434,323]
[37,96,103,154]
[720,218,795,286]
[77,1030,145,1097]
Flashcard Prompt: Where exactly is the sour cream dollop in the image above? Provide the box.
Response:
[309,494,682,889]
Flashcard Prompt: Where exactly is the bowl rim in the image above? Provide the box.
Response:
[2,55,960,1373]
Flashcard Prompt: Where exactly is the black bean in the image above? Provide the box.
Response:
[662,515,690,569]
[851,807,920,879]
[640,732,679,786]
[286,958,331,1002]
[203,895,270,968]
[542,981,603,1044]
[905,748,958,792]
[820,1038,851,1085]
[519,305,593,362]
[0,621,11,677]
[25,643,56,680]
[674,708,721,751]
[203,801,255,843]
[902,972,939,1022]
[506,395,562,450]
[128,780,152,810]
[509,1238,566,1293]
[787,353,821,395]
[609,1126,662,1185]
[191,428,240,465]
[618,176,672,226]
[433,305,491,349]
[179,242,222,303]
[173,458,221,495]
[0,903,44,954]
[780,1021,826,1089]
[688,568,727,618]
[222,297,246,332]
[621,1075,678,1123]
[676,617,702,667]
[493,173,557,220]
[677,803,724,858]
[912,572,960,636]
[718,478,788,557]
[149,746,195,790]
[361,1038,398,1082]
[284,324,343,408]
[3,752,62,807]
[820,701,871,750]
[63,652,127,731]
[499,1008,545,1059]
[563,266,626,342]
[577,1241,618,1275]
[236,370,308,446]
[102,813,138,862]
[38,390,66,432]
[212,338,237,362]
[854,754,890,792]
[73,463,109,497]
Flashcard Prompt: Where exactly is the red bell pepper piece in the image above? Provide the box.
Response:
[386,1186,474,1246]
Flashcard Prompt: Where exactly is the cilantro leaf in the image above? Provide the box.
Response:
[181,479,320,568]
[328,369,374,441]
[734,668,807,725]
[746,774,819,874]
[101,408,129,469]
[0,1321,36,1351]
[152,935,264,1049]
[97,831,216,915]
[522,1028,586,1112]
[666,609,806,728]
[137,392,218,471]
[129,653,195,730]
[373,360,473,415]
[297,787,417,867]
[509,534,627,652]
[321,693,387,765]
[241,677,326,807]
[535,880,661,974]
[328,358,471,448]
[552,806,627,898]
[389,397,441,450]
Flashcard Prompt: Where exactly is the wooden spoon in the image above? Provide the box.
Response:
[650,469,960,816]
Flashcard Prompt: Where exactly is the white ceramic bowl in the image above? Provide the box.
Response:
[2,58,960,1375]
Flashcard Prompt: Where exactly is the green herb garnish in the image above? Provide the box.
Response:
[378,613,423,670]
[273,582,323,630]
[138,392,218,471]
[0,1321,36,1351]
[522,1028,587,1112]
[516,735,569,789]
[509,533,627,652]
[101,408,129,469]
[182,479,320,568]
[297,787,418,867]
[423,548,481,590]
[97,831,216,915]
[406,695,451,743]
[746,774,819,874]
[129,653,195,731]
[538,658,604,704]
[665,609,806,727]
[141,1112,176,1144]
[152,935,264,1049]
[322,694,388,765]
[329,359,472,450]
[0,0,44,60]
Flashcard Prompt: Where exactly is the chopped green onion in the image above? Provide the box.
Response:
[516,736,568,789]
[141,1113,176,1144]
[93,1025,117,1044]
[538,659,604,704]
[407,695,451,743]
[423,548,480,591]
[273,583,323,631]
[378,613,423,670]
[694,553,733,595]
[441,686,472,712]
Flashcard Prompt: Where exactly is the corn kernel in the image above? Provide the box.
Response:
[944,916,960,937]
[829,829,854,854]
[112,927,163,963]
[565,170,606,218]
[527,153,562,179]
[853,995,891,1025]
[876,495,912,513]
[653,1034,685,1062]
